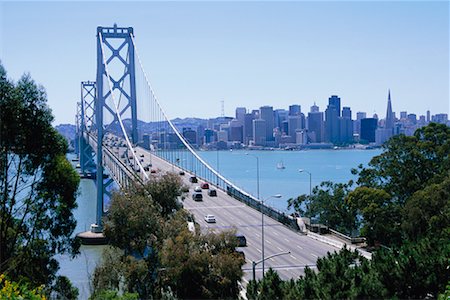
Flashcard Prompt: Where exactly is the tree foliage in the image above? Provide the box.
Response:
[288,180,358,235]
[282,123,450,298]
[247,248,386,300]
[93,174,245,299]
[0,64,80,291]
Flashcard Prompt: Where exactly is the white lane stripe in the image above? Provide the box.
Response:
[311,253,318,258]
[296,245,303,250]
[187,205,246,210]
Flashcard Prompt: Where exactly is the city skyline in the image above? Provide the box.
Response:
[1,1,449,124]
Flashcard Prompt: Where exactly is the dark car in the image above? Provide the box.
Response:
[192,192,203,201]
[189,176,198,183]
[235,234,247,247]
[208,189,217,197]
[201,182,209,189]
[179,171,185,176]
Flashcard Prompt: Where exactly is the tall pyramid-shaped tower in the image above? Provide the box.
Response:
[385,89,394,130]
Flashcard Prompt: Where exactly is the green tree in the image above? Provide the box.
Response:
[0,64,80,289]
[51,275,79,300]
[402,176,450,242]
[159,228,245,299]
[288,180,358,235]
[347,186,398,246]
[373,237,449,298]
[138,172,186,217]
[104,188,162,257]
[354,123,450,203]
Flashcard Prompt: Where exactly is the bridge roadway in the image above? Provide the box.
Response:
[104,140,339,282]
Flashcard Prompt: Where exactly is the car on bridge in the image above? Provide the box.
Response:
[189,176,198,183]
[204,215,216,223]
[235,234,247,247]
[192,192,203,201]
[201,182,209,189]
[208,189,217,197]
[194,186,202,192]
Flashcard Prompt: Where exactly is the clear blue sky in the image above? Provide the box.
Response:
[1,1,449,124]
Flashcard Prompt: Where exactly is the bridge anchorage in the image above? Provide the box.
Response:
[75,24,300,246]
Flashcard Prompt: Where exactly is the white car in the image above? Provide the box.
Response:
[194,186,202,192]
[204,215,216,223]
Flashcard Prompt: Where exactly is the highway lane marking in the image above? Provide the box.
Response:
[243,264,318,271]
[186,205,246,210]
[290,254,298,261]
[266,240,273,245]
[276,246,284,252]
[284,238,290,242]
[310,253,318,258]
[273,231,279,236]
[296,245,303,250]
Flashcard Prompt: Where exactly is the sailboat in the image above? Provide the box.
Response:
[276,160,286,170]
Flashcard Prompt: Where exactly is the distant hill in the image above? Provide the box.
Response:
[55,123,76,141]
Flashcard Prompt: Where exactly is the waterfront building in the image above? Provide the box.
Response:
[243,113,254,145]
[260,106,275,142]
[204,128,215,144]
[324,96,340,143]
[253,118,266,146]
[426,110,431,123]
[235,107,246,126]
[340,107,353,143]
[274,109,288,131]
[229,119,243,143]
[217,130,228,142]
[307,111,324,143]
[288,115,303,143]
[360,118,377,143]
[354,112,367,136]
[400,111,407,119]
[196,125,205,146]
[182,128,197,145]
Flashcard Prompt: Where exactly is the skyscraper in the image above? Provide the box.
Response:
[385,90,394,130]
[360,118,377,143]
[308,111,324,143]
[253,119,266,146]
[260,106,274,142]
[243,113,254,145]
[325,96,340,143]
[328,95,341,117]
[235,107,246,125]
[340,107,353,143]
[289,104,301,116]
[310,102,319,113]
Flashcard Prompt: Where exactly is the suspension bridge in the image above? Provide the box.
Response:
[74,24,354,281]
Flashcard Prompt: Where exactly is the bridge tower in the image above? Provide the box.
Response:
[79,81,96,174]
[94,24,138,231]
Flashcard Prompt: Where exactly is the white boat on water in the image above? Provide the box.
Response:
[276,161,286,170]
